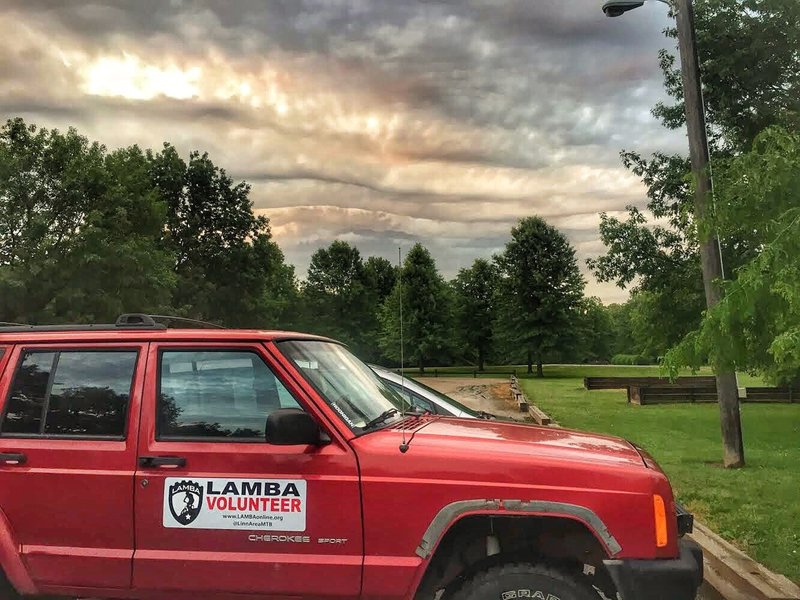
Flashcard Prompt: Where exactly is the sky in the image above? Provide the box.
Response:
[1,0,688,303]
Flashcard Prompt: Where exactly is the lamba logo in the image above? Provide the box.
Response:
[168,480,203,526]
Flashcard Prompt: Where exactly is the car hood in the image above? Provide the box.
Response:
[392,416,645,468]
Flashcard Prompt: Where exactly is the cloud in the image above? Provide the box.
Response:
[0,0,685,303]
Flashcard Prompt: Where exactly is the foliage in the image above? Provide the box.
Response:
[301,241,372,356]
[494,217,585,376]
[570,297,614,363]
[655,0,800,151]
[591,0,800,359]
[0,119,175,323]
[611,354,655,366]
[379,244,453,371]
[451,258,499,370]
[149,144,292,327]
[0,118,295,328]
[664,128,800,384]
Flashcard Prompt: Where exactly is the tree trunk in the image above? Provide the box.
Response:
[527,349,533,374]
[478,348,485,372]
[419,353,425,375]
[536,359,544,378]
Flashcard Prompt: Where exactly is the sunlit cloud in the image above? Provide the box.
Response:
[82,53,201,100]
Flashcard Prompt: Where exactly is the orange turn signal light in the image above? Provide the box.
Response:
[653,494,668,548]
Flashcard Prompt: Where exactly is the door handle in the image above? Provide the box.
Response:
[0,453,26,465]
[138,456,186,469]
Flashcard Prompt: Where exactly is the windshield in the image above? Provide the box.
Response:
[277,340,409,431]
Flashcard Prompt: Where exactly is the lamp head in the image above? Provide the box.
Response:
[602,1,646,17]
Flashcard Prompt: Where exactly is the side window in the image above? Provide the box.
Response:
[158,350,301,441]
[1,350,138,437]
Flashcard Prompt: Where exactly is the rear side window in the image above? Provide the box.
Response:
[157,350,301,441]
[1,350,138,438]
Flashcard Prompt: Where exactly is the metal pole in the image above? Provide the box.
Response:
[674,0,744,468]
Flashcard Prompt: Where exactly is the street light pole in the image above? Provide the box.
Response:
[603,0,745,467]
[672,0,744,468]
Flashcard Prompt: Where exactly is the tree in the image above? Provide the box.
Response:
[0,119,175,323]
[301,241,372,354]
[664,128,800,385]
[588,204,706,358]
[452,259,498,371]
[591,0,800,350]
[361,256,397,361]
[495,217,585,377]
[572,297,614,364]
[379,244,452,372]
[363,256,397,305]
[148,145,291,327]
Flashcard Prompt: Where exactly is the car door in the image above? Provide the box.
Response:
[132,341,363,599]
[0,342,145,590]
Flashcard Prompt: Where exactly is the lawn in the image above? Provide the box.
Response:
[403,363,766,386]
[518,365,799,582]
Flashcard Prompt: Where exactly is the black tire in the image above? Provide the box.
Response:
[450,562,598,600]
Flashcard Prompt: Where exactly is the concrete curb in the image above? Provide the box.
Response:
[689,522,800,600]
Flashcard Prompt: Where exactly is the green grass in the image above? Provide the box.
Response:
[519,366,799,582]
[406,363,767,386]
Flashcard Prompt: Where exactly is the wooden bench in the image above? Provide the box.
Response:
[528,405,551,426]
[744,387,799,403]
[629,384,718,405]
[584,376,716,391]
[510,375,528,412]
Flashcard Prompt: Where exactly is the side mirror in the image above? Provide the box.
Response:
[266,408,325,446]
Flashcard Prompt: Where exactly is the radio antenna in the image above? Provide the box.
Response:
[398,246,409,453]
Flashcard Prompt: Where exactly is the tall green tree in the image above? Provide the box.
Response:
[148,144,290,327]
[0,119,175,323]
[591,0,800,345]
[664,128,800,385]
[572,297,614,364]
[495,217,585,377]
[379,244,452,372]
[361,256,397,361]
[452,258,498,371]
[301,241,374,355]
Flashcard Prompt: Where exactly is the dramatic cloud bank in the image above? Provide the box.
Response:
[1,0,687,302]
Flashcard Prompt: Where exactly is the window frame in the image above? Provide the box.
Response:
[155,347,303,444]
[0,347,141,441]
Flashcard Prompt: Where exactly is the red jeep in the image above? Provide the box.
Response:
[0,315,702,600]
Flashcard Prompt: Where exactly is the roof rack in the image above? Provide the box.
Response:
[0,314,167,332]
[0,313,225,333]
[147,314,224,329]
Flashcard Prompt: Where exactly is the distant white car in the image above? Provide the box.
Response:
[369,365,495,419]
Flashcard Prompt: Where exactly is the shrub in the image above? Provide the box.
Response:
[611,354,656,365]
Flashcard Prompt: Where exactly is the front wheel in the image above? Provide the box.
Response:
[450,563,599,600]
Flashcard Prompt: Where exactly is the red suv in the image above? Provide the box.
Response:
[0,315,702,600]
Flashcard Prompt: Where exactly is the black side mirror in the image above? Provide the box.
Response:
[266,409,325,446]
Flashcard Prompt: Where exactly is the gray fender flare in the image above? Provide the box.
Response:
[415,499,622,559]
